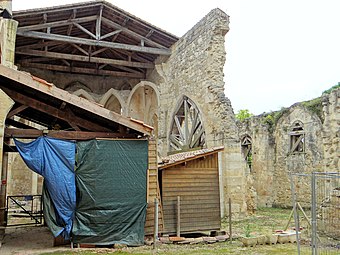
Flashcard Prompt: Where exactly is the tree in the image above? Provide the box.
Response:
[236,109,253,121]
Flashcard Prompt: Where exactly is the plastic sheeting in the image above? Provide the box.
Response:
[72,139,148,246]
[14,137,76,239]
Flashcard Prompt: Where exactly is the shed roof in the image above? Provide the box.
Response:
[0,64,152,138]
[13,1,179,79]
[158,146,224,169]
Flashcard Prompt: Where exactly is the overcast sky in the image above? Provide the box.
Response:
[13,0,340,115]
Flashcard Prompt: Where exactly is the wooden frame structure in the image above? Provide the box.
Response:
[13,0,178,79]
[0,64,163,234]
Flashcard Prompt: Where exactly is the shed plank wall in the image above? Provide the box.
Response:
[161,154,220,234]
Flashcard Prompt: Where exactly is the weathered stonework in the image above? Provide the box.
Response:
[238,87,340,208]
[17,9,247,215]
[148,9,246,215]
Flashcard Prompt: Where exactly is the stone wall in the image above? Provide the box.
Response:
[238,87,340,208]
[148,9,246,215]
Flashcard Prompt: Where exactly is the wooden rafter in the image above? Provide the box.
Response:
[5,118,39,130]
[17,15,98,32]
[0,65,153,135]
[67,9,77,35]
[7,105,29,118]
[16,49,154,69]
[16,30,171,55]
[5,128,136,139]
[101,17,168,49]
[2,88,111,132]
[96,5,103,40]
[18,62,145,79]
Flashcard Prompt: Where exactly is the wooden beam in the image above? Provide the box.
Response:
[1,88,111,132]
[91,47,108,56]
[67,9,77,36]
[16,41,63,51]
[70,43,89,56]
[7,105,28,118]
[73,22,97,39]
[17,16,98,32]
[100,30,121,40]
[101,17,168,49]
[5,118,39,130]
[0,64,152,135]
[16,30,172,55]
[5,128,136,140]
[16,49,154,69]
[96,5,103,40]
[19,62,145,79]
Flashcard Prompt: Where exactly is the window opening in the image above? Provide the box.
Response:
[169,96,205,152]
[289,121,305,154]
[241,135,252,169]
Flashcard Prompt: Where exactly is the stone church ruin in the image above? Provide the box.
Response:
[0,0,339,246]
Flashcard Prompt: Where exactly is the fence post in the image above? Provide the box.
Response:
[289,172,301,255]
[311,172,317,255]
[176,196,180,237]
[153,198,159,250]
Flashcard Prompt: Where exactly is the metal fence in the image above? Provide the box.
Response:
[5,195,43,227]
[290,172,340,255]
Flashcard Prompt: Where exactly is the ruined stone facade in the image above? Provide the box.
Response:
[238,87,340,209]
[2,2,338,220]
[5,8,246,216]
[148,9,245,215]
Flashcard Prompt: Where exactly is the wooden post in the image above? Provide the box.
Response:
[229,197,232,242]
[153,198,158,249]
[0,140,9,226]
[177,196,181,237]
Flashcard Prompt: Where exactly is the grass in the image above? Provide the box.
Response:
[39,207,339,255]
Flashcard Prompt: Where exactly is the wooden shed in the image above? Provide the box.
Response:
[158,147,224,234]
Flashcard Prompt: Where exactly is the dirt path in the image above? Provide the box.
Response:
[0,226,68,255]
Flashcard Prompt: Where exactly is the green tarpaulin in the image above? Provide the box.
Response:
[72,139,148,245]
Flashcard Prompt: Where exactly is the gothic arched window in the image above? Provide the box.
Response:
[241,135,252,169]
[169,96,206,152]
[289,121,305,154]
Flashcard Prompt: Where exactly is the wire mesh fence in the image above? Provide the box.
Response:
[290,172,340,255]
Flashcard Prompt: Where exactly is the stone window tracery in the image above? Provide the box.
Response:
[289,121,305,154]
[169,96,205,152]
[241,135,252,169]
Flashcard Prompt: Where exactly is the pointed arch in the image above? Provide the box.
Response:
[72,89,95,102]
[241,134,252,169]
[127,81,159,126]
[100,88,126,115]
[64,81,92,93]
[169,96,206,152]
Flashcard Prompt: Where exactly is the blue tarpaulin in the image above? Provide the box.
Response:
[14,136,76,239]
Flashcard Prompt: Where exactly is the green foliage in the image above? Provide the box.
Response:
[235,109,253,121]
[244,223,252,237]
[323,82,340,94]
[261,107,289,133]
[302,97,323,122]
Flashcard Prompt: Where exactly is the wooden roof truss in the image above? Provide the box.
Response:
[14,1,178,78]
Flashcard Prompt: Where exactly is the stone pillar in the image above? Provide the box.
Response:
[0,0,18,69]
[0,89,14,226]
